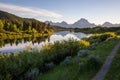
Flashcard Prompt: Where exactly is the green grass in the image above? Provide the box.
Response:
[104,43,120,80]
[89,38,118,62]
[35,38,120,80]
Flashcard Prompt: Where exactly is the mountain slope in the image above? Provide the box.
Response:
[0,10,23,23]
[45,21,69,28]
[71,18,96,28]
[0,10,55,33]
[102,22,120,27]
[0,10,45,23]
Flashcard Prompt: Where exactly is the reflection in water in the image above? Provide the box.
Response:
[0,31,88,53]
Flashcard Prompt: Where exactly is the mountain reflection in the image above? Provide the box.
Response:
[0,31,87,53]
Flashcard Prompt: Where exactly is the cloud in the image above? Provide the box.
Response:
[0,3,62,18]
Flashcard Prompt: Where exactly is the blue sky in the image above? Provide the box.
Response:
[0,0,120,24]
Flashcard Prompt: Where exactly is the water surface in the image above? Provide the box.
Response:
[0,31,88,53]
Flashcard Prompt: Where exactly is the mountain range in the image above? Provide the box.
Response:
[46,18,120,28]
[0,10,120,28]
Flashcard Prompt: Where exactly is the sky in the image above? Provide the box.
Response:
[0,0,120,24]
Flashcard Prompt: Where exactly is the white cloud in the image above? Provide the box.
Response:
[0,3,62,18]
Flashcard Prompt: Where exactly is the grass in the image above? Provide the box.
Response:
[104,42,120,80]
[35,38,120,80]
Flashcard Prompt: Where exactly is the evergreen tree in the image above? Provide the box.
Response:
[0,20,4,31]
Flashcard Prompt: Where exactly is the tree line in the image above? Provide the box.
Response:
[0,19,53,34]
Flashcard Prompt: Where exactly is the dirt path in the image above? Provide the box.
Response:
[92,41,120,80]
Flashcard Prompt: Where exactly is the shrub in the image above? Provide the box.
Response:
[78,62,85,71]
[0,39,90,79]
[86,32,116,44]
[24,68,39,80]
[79,40,90,48]
[45,62,55,70]
[77,50,90,58]
[60,56,72,65]
[87,45,96,50]
[87,55,101,70]
[40,39,90,64]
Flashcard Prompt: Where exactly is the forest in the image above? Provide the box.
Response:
[0,10,54,39]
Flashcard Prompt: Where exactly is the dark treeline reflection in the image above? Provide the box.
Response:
[0,36,50,47]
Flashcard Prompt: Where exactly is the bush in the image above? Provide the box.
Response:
[45,62,55,70]
[60,56,72,65]
[78,62,85,71]
[87,45,96,50]
[85,32,116,44]
[0,52,44,80]
[24,68,39,80]
[79,40,90,48]
[87,55,101,70]
[40,39,90,64]
[0,39,90,80]
[77,50,90,58]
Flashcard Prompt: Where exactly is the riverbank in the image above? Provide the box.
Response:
[73,27,120,34]
[0,30,53,40]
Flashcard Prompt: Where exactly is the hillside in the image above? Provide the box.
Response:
[0,10,52,32]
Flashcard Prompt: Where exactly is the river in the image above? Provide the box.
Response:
[0,31,88,53]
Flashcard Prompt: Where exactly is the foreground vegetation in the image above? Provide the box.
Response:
[104,44,120,80]
[0,32,119,80]
[35,37,120,80]
[0,39,90,80]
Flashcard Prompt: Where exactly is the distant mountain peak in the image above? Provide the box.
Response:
[75,18,89,24]
[71,18,96,28]
[103,22,113,25]
[61,21,66,23]
[102,22,120,27]
[79,18,88,21]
